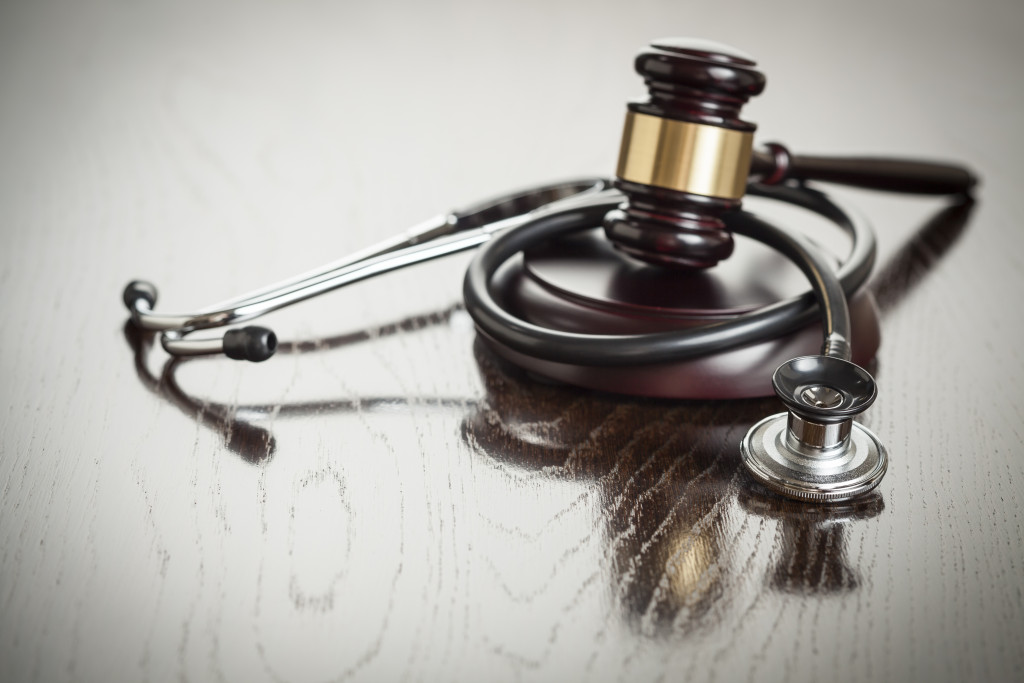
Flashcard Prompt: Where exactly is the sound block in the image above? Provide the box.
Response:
[482,228,880,399]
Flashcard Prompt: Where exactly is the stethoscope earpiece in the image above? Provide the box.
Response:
[222,326,278,363]
[123,279,157,316]
[740,356,888,502]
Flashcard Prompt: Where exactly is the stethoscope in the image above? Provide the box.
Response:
[123,38,976,504]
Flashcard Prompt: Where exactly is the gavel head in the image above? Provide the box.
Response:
[603,38,766,269]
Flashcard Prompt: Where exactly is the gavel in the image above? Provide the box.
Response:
[603,37,975,269]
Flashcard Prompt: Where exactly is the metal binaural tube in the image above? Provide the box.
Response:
[124,180,616,358]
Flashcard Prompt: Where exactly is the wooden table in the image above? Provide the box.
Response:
[2,1,1022,681]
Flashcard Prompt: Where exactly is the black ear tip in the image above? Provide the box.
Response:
[123,280,158,310]
[223,326,277,362]
[246,327,277,362]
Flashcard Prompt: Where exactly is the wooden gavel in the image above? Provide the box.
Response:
[603,38,976,269]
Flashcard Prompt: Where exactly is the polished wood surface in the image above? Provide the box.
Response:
[1,1,1022,682]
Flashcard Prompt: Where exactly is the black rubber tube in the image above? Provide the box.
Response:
[462,183,875,367]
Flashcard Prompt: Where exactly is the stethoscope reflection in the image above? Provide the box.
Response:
[123,304,477,464]
[738,487,884,594]
[123,196,973,631]
[126,323,277,463]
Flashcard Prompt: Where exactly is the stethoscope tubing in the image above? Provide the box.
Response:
[462,183,873,366]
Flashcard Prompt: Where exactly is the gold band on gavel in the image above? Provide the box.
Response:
[615,111,754,200]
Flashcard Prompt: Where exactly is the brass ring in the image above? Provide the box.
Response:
[616,111,753,199]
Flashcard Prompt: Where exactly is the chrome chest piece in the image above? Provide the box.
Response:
[741,355,888,502]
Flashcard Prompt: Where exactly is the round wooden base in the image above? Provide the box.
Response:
[482,228,880,399]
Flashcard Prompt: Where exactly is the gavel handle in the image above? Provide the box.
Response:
[752,144,978,195]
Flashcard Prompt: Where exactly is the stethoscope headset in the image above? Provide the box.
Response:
[123,38,976,504]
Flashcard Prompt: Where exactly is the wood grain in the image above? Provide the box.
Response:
[1,1,1023,682]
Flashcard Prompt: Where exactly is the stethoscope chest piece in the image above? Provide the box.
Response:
[740,356,888,502]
